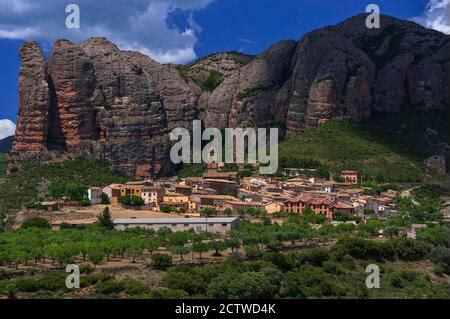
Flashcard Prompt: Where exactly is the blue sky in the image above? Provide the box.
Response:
[0,0,447,137]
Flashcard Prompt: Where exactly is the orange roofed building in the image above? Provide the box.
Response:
[285,194,354,219]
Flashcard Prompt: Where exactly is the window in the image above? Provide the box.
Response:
[222,224,227,227]
[171,224,177,227]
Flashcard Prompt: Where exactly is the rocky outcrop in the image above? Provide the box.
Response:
[11,38,200,177]
[180,51,254,90]
[12,41,50,156]
[202,40,297,129]
[47,39,98,152]
[285,14,448,135]
[11,14,449,176]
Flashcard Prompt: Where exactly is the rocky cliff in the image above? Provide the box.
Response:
[11,14,449,177]
[201,14,448,137]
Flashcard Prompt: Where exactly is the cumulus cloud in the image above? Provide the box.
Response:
[0,0,214,64]
[0,119,16,139]
[412,0,449,34]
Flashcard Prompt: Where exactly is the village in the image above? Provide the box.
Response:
[16,161,439,240]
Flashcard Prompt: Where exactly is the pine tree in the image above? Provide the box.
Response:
[98,207,114,230]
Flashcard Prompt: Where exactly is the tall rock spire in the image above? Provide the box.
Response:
[11,41,50,157]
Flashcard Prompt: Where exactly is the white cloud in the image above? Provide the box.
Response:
[0,0,214,64]
[412,0,450,34]
[0,119,16,139]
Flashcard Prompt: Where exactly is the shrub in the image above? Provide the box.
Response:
[148,288,190,299]
[239,169,252,177]
[340,254,357,270]
[151,253,172,270]
[416,225,449,247]
[81,273,113,287]
[79,263,95,274]
[161,267,207,296]
[12,274,67,293]
[119,195,144,207]
[88,249,105,265]
[199,70,223,92]
[335,223,356,233]
[201,207,215,217]
[121,278,150,295]
[21,217,51,229]
[281,266,345,298]
[429,247,450,274]
[244,245,262,260]
[433,263,447,276]
[334,238,383,261]
[263,252,292,271]
[24,202,46,210]
[385,238,430,261]
[322,260,344,274]
[390,270,417,288]
[160,206,176,213]
[59,222,74,230]
[297,248,330,267]
[79,198,92,206]
[223,208,233,216]
[207,271,278,299]
[302,207,327,224]
[48,180,87,201]
[95,280,125,294]
[101,193,111,204]
[266,241,283,253]
[11,278,39,292]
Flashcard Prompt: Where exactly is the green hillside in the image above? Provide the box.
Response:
[0,153,7,178]
[0,158,129,214]
[279,120,426,182]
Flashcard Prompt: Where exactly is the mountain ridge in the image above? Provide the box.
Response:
[10,13,449,177]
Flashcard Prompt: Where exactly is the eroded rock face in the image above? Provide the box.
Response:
[12,41,50,156]
[202,14,448,137]
[12,38,199,178]
[47,40,98,152]
[12,14,449,176]
[202,40,297,128]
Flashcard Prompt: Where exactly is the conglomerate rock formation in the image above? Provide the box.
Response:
[11,14,449,177]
